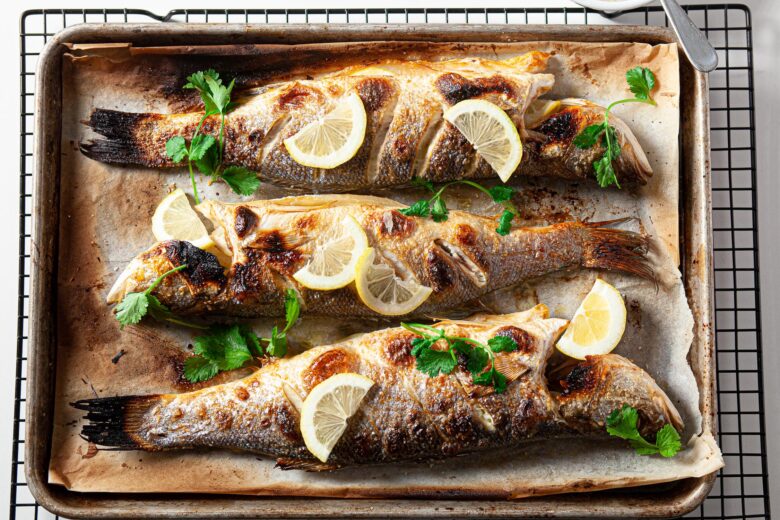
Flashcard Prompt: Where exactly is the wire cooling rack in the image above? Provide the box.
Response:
[14,5,768,519]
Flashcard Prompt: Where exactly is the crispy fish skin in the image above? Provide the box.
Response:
[79,53,651,191]
[74,306,682,470]
[106,194,653,318]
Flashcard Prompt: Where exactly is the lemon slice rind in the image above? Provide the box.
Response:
[300,372,374,463]
[354,247,433,316]
[151,188,214,250]
[443,99,523,183]
[284,91,367,169]
[292,215,369,291]
[556,279,627,360]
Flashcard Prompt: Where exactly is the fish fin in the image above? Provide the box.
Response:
[275,457,342,472]
[80,109,153,166]
[503,50,551,73]
[580,220,655,281]
[72,395,161,450]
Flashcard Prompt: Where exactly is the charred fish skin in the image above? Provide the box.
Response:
[74,306,682,470]
[79,53,651,190]
[107,195,653,318]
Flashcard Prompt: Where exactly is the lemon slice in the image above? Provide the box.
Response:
[284,91,367,169]
[293,215,368,290]
[524,99,562,128]
[443,99,523,182]
[556,279,627,360]
[354,247,433,316]
[300,372,374,463]
[151,189,214,249]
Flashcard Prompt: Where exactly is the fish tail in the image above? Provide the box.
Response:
[80,109,166,167]
[580,219,655,281]
[72,395,162,450]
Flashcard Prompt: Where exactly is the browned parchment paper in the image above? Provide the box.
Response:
[48,40,722,497]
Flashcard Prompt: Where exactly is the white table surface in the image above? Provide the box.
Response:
[0,0,776,514]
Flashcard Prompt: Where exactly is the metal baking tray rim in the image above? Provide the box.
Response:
[25,22,715,519]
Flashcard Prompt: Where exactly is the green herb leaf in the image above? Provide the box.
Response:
[183,355,220,383]
[496,209,515,236]
[193,324,253,371]
[416,348,457,377]
[606,404,682,457]
[595,152,618,188]
[189,134,216,161]
[399,200,430,218]
[194,143,220,177]
[165,136,189,163]
[573,123,606,149]
[283,289,301,333]
[626,66,656,101]
[114,292,149,328]
[411,177,436,192]
[221,166,261,196]
[472,366,507,393]
[487,335,518,353]
[463,344,489,374]
[265,326,288,358]
[488,185,514,203]
[240,325,263,357]
[145,294,173,322]
[430,197,449,222]
[410,336,434,357]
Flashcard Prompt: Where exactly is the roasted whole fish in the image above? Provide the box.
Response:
[107,195,653,318]
[80,52,652,191]
[75,305,682,470]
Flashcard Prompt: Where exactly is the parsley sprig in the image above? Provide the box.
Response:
[114,265,206,329]
[400,323,519,393]
[165,70,260,203]
[606,404,682,457]
[399,179,519,236]
[573,67,657,188]
[183,289,301,383]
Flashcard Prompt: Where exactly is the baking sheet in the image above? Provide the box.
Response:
[48,40,722,497]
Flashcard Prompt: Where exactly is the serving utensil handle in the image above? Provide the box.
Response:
[660,0,719,72]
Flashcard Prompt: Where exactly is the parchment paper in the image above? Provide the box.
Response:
[48,40,723,497]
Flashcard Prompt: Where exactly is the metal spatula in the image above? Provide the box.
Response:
[660,0,718,72]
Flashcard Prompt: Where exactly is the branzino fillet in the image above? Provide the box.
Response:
[74,305,682,471]
[80,52,652,191]
[107,194,653,318]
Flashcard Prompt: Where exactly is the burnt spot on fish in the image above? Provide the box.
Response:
[249,233,302,273]
[302,349,356,391]
[382,332,416,367]
[274,402,302,443]
[376,210,415,238]
[455,224,477,246]
[234,206,258,239]
[294,214,319,233]
[214,409,234,431]
[276,84,317,110]
[161,240,226,288]
[534,109,580,144]
[493,326,535,355]
[435,73,517,105]
[425,247,455,292]
[560,359,598,396]
[247,128,265,143]
[234,386,250,401]
[355,77,396,113]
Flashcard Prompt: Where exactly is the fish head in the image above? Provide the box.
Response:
[555,353,683,437]
[526,98,653,184]
[106,241,226,310]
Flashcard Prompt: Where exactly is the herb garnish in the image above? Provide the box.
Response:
[400,323,519,393]
[114,265,206,329]
[606,404,682,457]
[573,67,657,188]
[399,179,519,236]
[183,289,301,383]
[165,69,260,203]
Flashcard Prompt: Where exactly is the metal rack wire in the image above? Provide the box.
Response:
[14,5,768,519]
